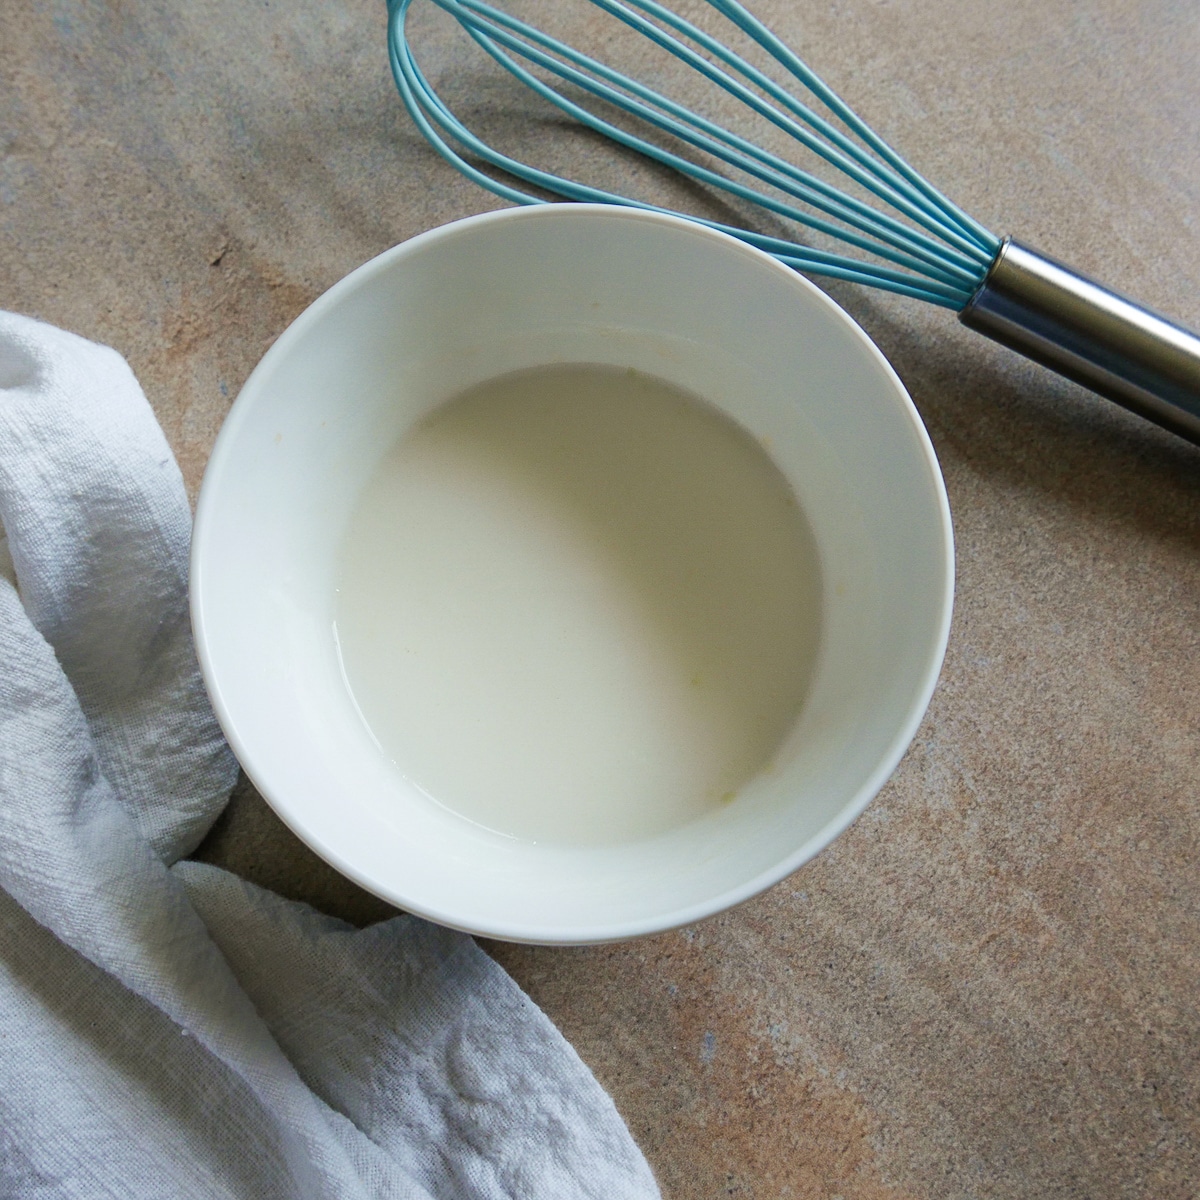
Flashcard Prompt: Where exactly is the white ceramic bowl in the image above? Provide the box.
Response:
[191,204,953,944]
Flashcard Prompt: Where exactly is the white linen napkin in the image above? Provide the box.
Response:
[0,311,659,1200]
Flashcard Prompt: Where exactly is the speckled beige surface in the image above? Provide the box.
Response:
[4,0,1199,1196]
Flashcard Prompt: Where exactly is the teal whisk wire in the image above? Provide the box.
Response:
[443,8,973,291]
[534,0,989,264]
[386,0,1001,309]
[439,0,981,289]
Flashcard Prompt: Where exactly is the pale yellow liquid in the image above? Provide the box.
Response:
[335,365,821,845]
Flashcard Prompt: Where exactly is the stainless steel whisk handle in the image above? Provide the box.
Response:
[959,239,1200,446]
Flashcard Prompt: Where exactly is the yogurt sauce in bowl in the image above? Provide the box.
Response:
[335,363,821,846]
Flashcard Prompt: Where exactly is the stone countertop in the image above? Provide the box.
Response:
[4,0,1198,1195]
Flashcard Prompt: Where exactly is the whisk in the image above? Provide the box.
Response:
[387,0,1200,445]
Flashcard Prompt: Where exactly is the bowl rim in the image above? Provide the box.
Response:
[191,202,954,944]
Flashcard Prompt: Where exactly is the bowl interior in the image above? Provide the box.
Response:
[192,205,952,943]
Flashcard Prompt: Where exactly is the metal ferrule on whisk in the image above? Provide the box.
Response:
[960,239,1200,445]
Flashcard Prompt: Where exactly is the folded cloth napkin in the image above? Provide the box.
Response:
[0,311,660,1200]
